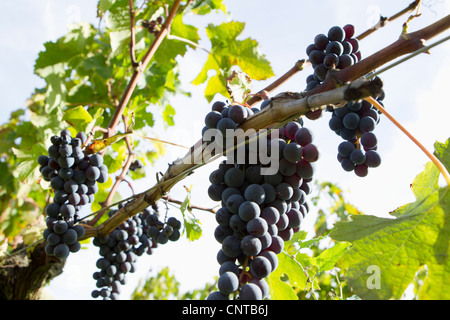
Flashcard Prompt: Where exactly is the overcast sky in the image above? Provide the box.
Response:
[1,1,449,300]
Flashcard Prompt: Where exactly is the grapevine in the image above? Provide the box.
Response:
[203,101,317,300]
[91,203,182,300]
[2,0,447,302]
[39,129,109,259]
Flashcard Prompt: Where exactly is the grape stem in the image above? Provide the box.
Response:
[356,0,422,40]
[367,34,450,80]
[106,0,182,134]
[366,96,450,186]
[162,195,218,214]
[128,0,138,67]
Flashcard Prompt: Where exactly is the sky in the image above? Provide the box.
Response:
[0,0,449,300]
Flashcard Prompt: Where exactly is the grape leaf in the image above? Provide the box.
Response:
[34,23,93,78]
[85,132,132,154]
[267,252,307,300]
[186,0,227,15]
[183,216,202,242]
[178,185,202,242]
[162,104,176,127]
[62,106,93,133]
[155,14,200,65]
[192,21,273,102]
[11,144,47,184]
[330,139,450,300]
[97,0,115,17]
[314,242,351,273]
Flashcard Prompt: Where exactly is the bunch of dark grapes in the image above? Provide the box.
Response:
[142,16,164,35]
[38,129,109,259]
[328,95,384,177]
[305,24,361,91]
[129,159,144,172]
[91,203,182,300]
[205,100,316,300]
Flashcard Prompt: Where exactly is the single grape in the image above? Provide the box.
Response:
[218,271,239,295]
[247,217,268,237]
[314,34,329,50]
[350,149,366,165]
[328,26,345,42]
[260,206,280,225]
[224,167,245,188]
[62,229,78,245]
[225,194,245,214]
[54,243,70,259]
[239,283,263,300]
[283,143,303,163]
[86,166,101,181]
[361,132,378,149]
[238,201,260,222]
[240,235,262,256]
[228,104,248,124]
[294,127,313,146]
[221,235,242,258]
[249,255,272,279]
[244,184,266,205]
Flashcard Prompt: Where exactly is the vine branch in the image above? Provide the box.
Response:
[162,195,217,214]
[356,0,422,40]
[306,14,450,97]
[106,0,182,135]
[128,0,138,67]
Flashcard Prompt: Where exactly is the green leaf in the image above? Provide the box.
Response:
[314,242,351,273]
[177,186,202,242]
[12,143,47,184]
[193,21,274,102]
[98,0,115,16]
[330,138,450,300]
[187,0,227,15]
[204,73,228,103]
[267,252,307,300]
[183,216,202,242]
[44,74,67,113]
[34,23,93,78]
[62,106,93,133]
[155,15,200,65]
[162,105,176,127]
[434,139,450,174]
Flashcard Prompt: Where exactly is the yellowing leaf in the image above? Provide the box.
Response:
[62,105,93,133]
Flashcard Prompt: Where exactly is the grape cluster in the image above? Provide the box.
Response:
[43,217,85,259]
[205,100,316,299]
[328,96,384,177]
[38,129,109,259]
[91,203,182,300]
[201,100,259,142]
[129,159,144,172]
[305,24,361,91]
[142,16,164,35]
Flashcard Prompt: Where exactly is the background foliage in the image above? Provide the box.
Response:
[0,0,449,300]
